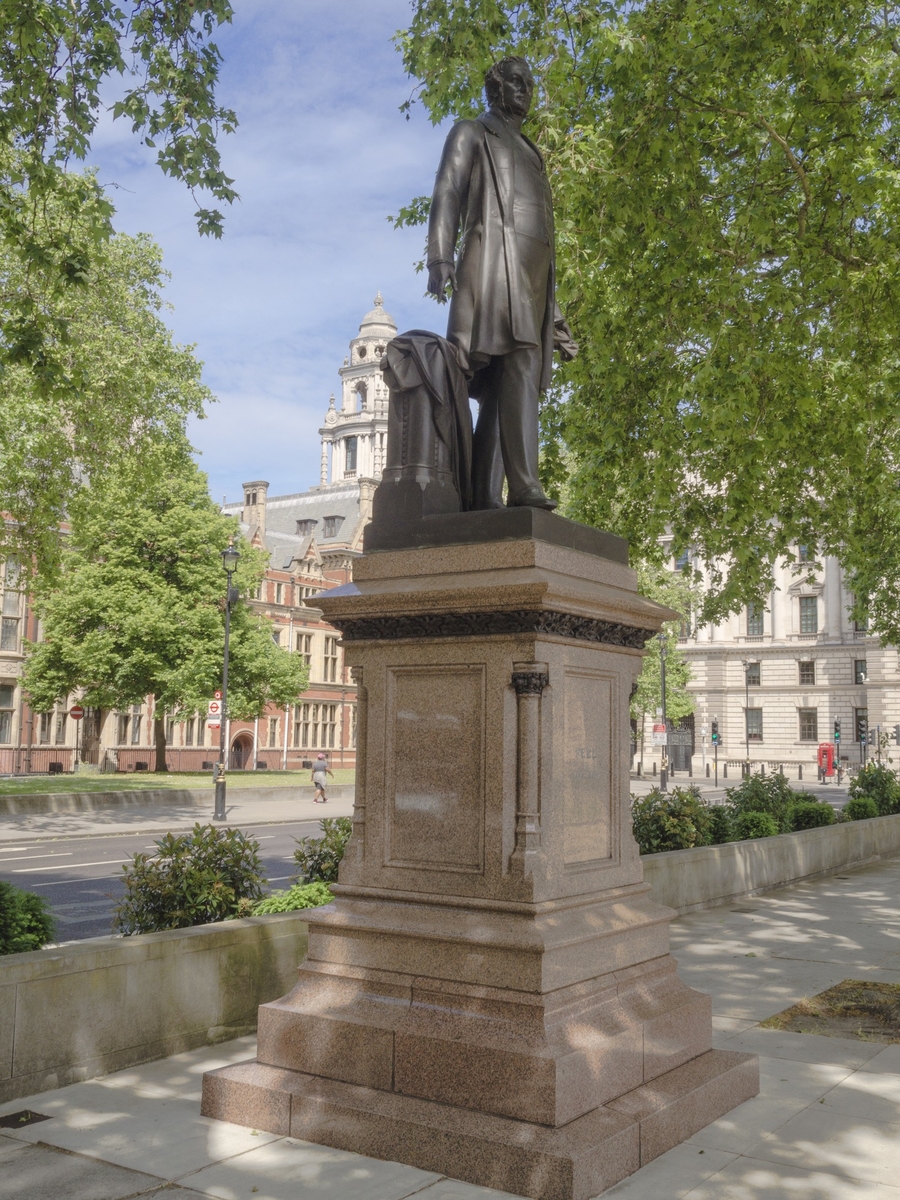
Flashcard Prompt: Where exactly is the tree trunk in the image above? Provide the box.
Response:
[153,707,169,773]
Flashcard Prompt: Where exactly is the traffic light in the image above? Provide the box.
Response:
[711,719,719,745]
[834,719,841,742]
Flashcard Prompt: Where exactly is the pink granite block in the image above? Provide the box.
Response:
[608,1048,760,1164]
[200,1060,297,1135]
[256,1001,395,1090]
[287,1069,642,1200]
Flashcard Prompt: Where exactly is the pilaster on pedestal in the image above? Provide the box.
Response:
[202,511,758,1200]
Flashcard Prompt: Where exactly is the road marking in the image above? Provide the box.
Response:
[0,846,36,853]
[0,853,75,863]
[30,876,121,887]
[13,860,125,873]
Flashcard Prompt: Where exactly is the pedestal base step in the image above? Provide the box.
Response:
[202,1048,758,1200]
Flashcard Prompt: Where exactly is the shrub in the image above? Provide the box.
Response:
[848,763,900,816]
[733,811,779,840]
[294,817,353,883]
[707,804,734,845]
[115,823,266,935]
[252,882,333,914]
[843,795,879,822]
[0,881,55,955]
[631,786,712,854]
[726,773,797,832]
[789,801,836,831]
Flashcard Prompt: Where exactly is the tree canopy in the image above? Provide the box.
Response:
[0,223,211,577]
[0,2,235,403]
[630,562,695,731]
[23,453,309,770]
[398,1,900,640]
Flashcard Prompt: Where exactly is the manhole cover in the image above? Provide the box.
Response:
[761,980,900,1043]
[0,1110,52,1129]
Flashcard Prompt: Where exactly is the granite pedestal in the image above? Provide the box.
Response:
[202,513,758,1200]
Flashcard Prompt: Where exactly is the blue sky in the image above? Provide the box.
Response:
[88,0,450,505]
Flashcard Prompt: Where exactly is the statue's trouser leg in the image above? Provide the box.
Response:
[471,389,505,508]
[496,344,543,501]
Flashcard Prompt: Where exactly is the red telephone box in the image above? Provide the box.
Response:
[817,743,835,776]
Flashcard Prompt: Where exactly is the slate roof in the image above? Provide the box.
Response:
[222,483,363,571]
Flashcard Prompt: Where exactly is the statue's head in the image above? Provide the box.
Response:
[484,56,534,118]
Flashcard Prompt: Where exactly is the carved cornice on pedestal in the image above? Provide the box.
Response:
[331,608,655,648]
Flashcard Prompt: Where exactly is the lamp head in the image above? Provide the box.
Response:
[222,541,240,573]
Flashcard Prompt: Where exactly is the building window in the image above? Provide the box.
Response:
[272,629,281,646]
[296,633,312,666]
[745,662,761,686]
[323,703,337,748]
[799,596,818,634]
[39,712,52,744]
[799,660,816,686]
[322,515,343,538]
[324,636,339,682]
[854,659,867,685]
[196,720,206,747]
[0,682,13,743]
[268,717,279,748]
[246,490,257,507]
[797,544,813,563]
[131,704,142,745]
[117,712,130,744]
[798,709,818,741]
[0,616,19,651]
[345,437,358,476]
[673,548,690,572]
[275,582,284,605]
[745,708,763,742]
[746,603,764,637]
[54,709,67,745]
[296,519,317,536]
[854,617,870,633]
[855,708,869,743]
[165,717,174,745]
[185,718,195,746]
[349,704,357,749]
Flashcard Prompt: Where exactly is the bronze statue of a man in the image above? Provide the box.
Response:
[427,56,577,511]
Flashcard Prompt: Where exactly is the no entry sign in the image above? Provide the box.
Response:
[69,704,85,720]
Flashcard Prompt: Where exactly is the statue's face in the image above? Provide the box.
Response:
[494,61,533,118]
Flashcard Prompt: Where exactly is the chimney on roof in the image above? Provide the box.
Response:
[242,480,269,543]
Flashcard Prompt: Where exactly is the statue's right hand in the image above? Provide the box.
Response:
[427,261,457,302]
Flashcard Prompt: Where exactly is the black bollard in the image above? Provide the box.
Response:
[706,763,710,778]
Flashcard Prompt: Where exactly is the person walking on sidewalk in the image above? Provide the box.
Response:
[311,754,333,803]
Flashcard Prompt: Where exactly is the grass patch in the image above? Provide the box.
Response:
[0,769,355,796]
[760,979,900,1043]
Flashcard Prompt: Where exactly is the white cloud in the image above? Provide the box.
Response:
[86,0,452,502]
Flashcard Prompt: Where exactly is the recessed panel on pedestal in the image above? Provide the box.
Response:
[563,669,613,865]
[385,664,485,873]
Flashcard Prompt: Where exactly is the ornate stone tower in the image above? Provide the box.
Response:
[319,293,396,486]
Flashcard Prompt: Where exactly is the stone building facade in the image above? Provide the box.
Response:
[640,541,900,780]
[0,295,399,774]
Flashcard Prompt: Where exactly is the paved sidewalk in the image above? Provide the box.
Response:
[3,855,900,1199]
[0,788,355,843]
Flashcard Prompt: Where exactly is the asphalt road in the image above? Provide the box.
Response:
[0,819,324,943]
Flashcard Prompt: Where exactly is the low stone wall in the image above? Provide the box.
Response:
[0,784,353,815]
[643,813,900,914]
[0,913,307,1105]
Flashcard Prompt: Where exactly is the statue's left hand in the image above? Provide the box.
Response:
[554,319,579,362]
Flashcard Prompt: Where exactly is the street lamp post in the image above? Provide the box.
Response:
[741,660,750,778]
[658,632,668,792]
[214,541,240,822]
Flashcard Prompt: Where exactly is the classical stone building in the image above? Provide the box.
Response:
[0,295,398,774]
[642,541,900,780]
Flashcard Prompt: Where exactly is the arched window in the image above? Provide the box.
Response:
[345,437,358,475]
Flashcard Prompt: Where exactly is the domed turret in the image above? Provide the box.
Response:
[357,292,397,339]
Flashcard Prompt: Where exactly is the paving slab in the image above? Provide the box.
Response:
[0,1141,166,1200]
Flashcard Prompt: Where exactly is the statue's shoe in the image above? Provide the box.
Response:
[507,487,557,511]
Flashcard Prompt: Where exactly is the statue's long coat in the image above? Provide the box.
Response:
[427,109,557,395]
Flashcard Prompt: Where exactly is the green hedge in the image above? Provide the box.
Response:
[848,764,900,816]
[0,881,55,955]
